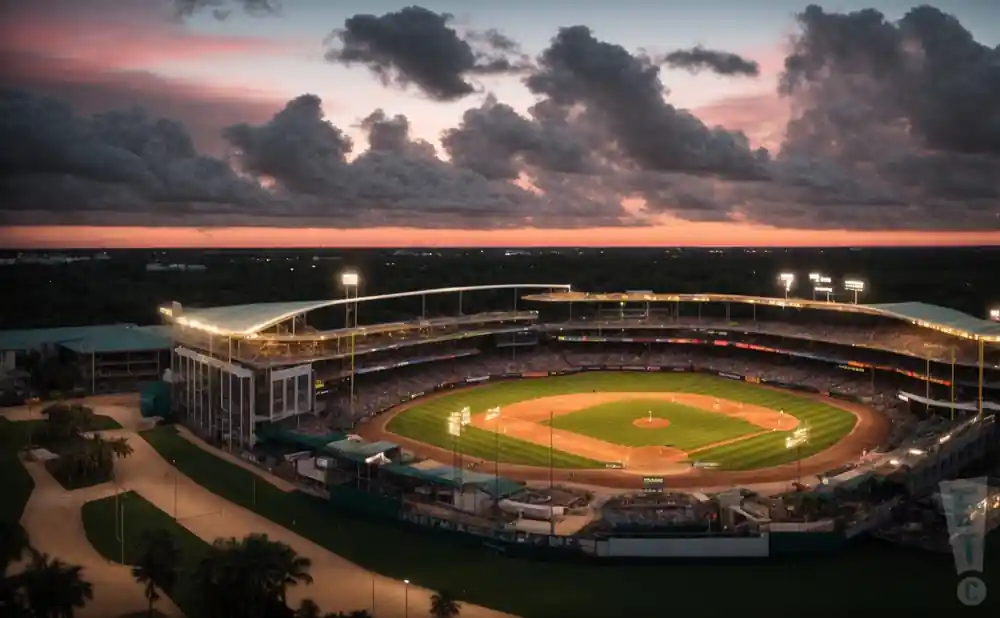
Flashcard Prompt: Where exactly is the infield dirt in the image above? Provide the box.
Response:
[467,392,797,474]
[359,385,890,490]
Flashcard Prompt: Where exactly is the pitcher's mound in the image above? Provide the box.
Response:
[633,418,670,429]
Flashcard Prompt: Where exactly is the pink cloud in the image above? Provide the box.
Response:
[0,6,299,71]
[694,92,790,152]
[0,51,288,155]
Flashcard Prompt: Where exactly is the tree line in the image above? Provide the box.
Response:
[1,521,463,618]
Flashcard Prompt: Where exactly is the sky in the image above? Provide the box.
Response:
[0,0,998,248]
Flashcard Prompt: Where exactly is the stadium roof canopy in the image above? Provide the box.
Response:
[521,291,1000,342]
[161,284,570,336]
[0,324,171,353]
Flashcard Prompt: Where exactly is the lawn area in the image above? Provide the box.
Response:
[139,425,996,617]
[81,491,208,618]
[545,399,759,450]
[0,418,36,524]
[387,373,857,470]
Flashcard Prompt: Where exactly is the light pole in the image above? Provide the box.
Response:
[340,270,360,418]
[989,308,999,322]
[808,274,831,300]
[777,273,795,300]
[814,285,833,302]
[172,459,178,519]
[785,426,810,487]
[403,579,410,618]
[371,575,376,616]
[25,396,40,448]
[844,279,865,304]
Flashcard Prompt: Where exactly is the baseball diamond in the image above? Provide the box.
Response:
[366,372,882,487]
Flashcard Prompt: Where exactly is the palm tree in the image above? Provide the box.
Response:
[131,529,180,617]
[430,590,462,618]
[0,522,30,574]
[21,551,93,618]
[295,599,322,618]
[195,534,313,618]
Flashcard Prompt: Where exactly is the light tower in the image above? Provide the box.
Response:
[989,308,999,322]
[778,273,795,299]
[340,270,360,416]
[844,279,865,304]
[810,274,832,300]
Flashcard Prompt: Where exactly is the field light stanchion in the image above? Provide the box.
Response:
[979,339,985,420]
[341,271,359,419]
[785,427,809,487]
[173,459,178,520]
[778,273,795,301]
[950,347,956,422]
[371,575,375,616]
[549,409,555,536]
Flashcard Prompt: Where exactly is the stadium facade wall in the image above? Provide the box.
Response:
[606,535,770,558]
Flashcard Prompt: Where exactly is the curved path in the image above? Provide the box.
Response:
[6,398,514,618]
[13,458,182,617]
[358,383,891,490]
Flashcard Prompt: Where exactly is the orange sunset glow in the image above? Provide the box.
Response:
[4,225,998,249]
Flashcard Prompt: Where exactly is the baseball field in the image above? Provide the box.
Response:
[380,372,871,478]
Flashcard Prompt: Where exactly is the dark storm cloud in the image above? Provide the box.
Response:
[754,4,1000,229]
[441,96,596,180]
[525,26,769,181]
[359,110,437,158]
[324,6,530,102]
[661,46,761,77]
[0,89,266,218]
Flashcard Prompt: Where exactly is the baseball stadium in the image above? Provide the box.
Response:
[153,275,1000,555]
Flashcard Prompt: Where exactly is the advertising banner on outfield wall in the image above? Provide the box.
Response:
[465,376,490,383]
[717,372,744,381]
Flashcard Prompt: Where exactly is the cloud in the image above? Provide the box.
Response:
[661,46,761,77]
[325,6,531,102]
[4,4,998,233]
[170,0,281,20]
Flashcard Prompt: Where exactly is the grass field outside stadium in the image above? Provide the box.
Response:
[384,372,858,471]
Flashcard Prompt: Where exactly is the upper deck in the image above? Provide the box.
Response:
[522,291,1000,343]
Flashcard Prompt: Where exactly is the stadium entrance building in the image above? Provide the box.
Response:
[160,285,567,450]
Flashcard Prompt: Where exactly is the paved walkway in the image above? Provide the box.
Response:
[8,397,515,618]
[16,460,182,618]
[111,430,515,618]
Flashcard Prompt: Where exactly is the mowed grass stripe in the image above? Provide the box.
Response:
[386,373,858,470]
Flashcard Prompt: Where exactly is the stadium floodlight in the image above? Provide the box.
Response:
[990,308,1000,322]
[844,279,865,304]
[785,426,810,485]
[777,273,795,299]
[340,270,360,287]
[809,273,831,299]
[814,286,834,301]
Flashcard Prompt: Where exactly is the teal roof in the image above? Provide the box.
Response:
[0,324,170,353]
[867,302,1000,338]
[381,463,524,498]
[323,439,400,460]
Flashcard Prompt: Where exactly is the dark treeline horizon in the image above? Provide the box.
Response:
[1,247,998,330]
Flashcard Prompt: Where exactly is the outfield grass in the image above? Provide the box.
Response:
[139,425,995,617]
[546,399,759,450]
[81,491,208,618]
[387,373,857,470]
